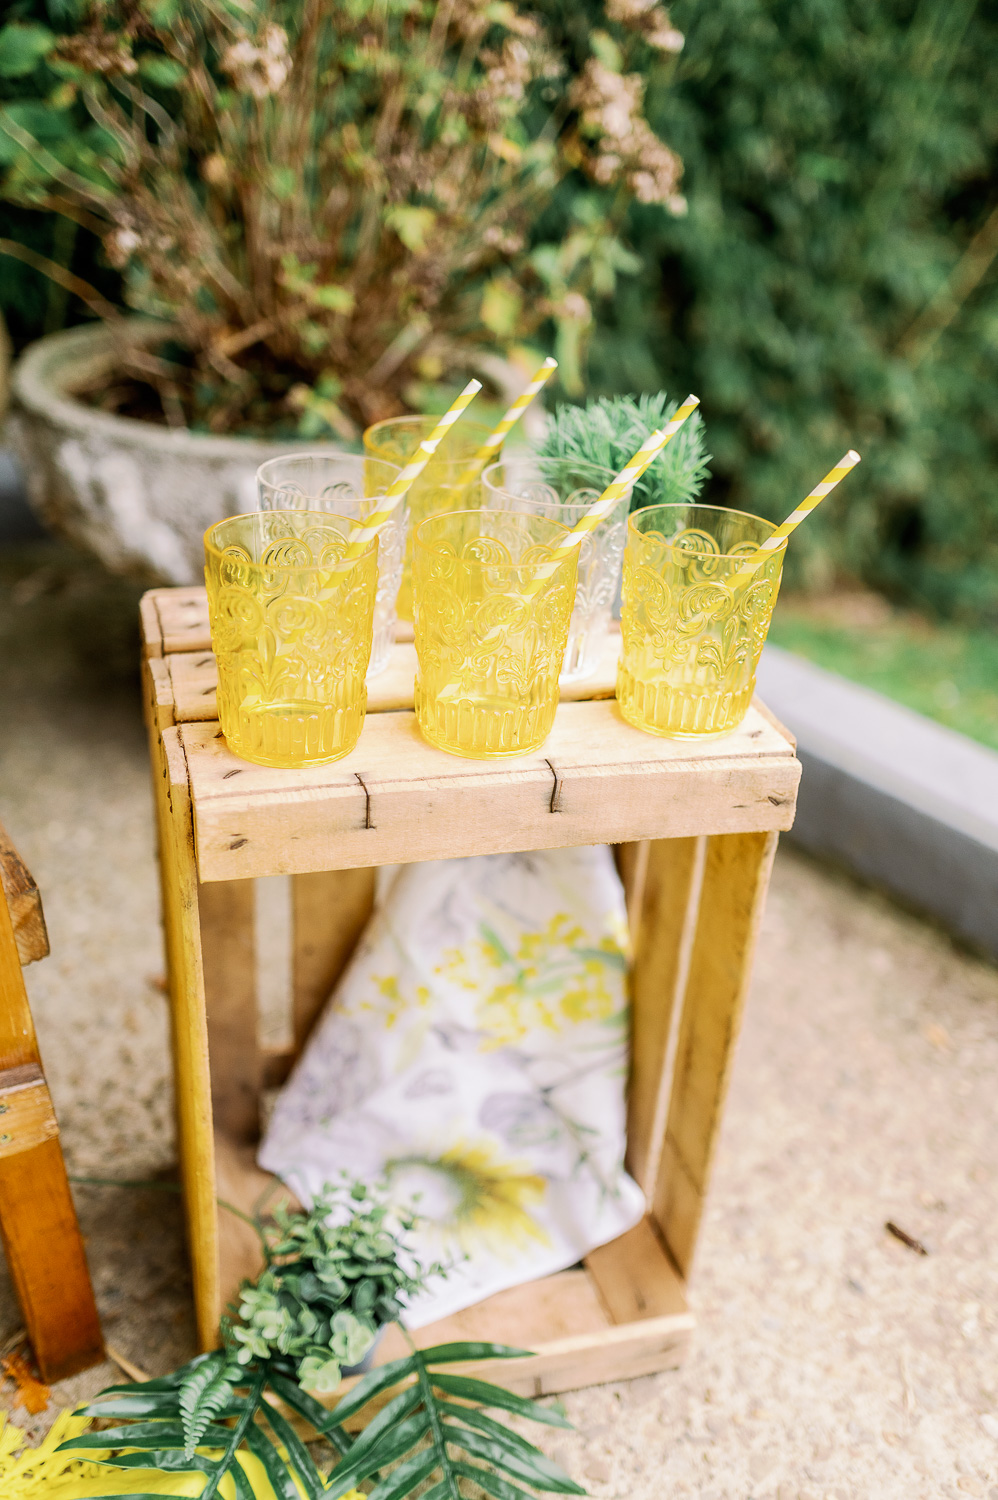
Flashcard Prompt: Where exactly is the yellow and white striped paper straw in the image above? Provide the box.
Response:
[453,356,558,492]
[523,394,701,593]
[734,449,861,583]
[338,378,483,565]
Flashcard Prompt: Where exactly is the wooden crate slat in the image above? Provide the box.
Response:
[167,635,622,723]
[291,870,376,1053]
[151,586,211,656]
[651,830,779,1278]
[625,837,703,1193]
[182,702,798,881]
[200,879,260,1144]
[583,1216,688,1323]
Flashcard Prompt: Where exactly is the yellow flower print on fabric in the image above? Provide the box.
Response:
[385,1139,549,1257]
[436,913,627,1048]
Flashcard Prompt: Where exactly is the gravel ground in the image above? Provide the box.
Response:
[1,542,996,1496]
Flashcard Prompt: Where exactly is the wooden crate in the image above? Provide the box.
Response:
[141,586,800,1397]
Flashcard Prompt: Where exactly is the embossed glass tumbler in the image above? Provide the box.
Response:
[204,510,378,769]
[618,504,785,739]
[256,454,403,677]
[363,414,493,622]
[412,509,578,758]
[482,457,629,682]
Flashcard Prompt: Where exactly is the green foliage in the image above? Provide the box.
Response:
[535,392,710,510]
[57,1187,585,1500]
[322,1341,582,1500]
[0,0,683,433]
[178,1350,239,1460]
[223,1179,437,1395]
[580,0,998,622]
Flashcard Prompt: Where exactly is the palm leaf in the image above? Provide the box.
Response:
[429,1373,571,1427]
[452,1461,537,1500]
[325,1352,418,1424]
[324,1342,586,1500]
[265,1371,352,1456]
[258,1396,328,1500]
[242,1421,305,1500]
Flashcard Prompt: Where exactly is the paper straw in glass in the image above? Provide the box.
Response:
[452,356,558,492]
[734,450,861,582]
[341,378,482,565]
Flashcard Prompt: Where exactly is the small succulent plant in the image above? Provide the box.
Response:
[536,392,711,511]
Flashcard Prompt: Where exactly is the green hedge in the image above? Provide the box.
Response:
[585,0,998,622]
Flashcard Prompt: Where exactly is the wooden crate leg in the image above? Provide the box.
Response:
[626,836,704,1195]
[200,880,259,1144]
[651,830,779,1279]
[159,728,221,1349]
[291,870,377,1053]
[0,887,103,1381]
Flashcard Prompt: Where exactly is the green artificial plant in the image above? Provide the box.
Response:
[535,391,710,510]
[58,1180,586,1500]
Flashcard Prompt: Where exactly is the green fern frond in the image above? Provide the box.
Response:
[536,392,711,511]
[324,1341,586,1499]
[179,1351,238,1459]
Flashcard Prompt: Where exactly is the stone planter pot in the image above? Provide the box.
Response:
[6,320,533,584]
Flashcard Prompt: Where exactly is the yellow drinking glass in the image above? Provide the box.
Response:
[617,503,785,739]
[255,453,404,677]
[204,510,378,768]
[412,509,578,758]
[363,414,493,621]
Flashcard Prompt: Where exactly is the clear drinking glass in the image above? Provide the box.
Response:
[363,415,493,622]
[204,510,378,768]
[411,509,578,758]
[482,457,629,682]
[617,503,785,739]
[255,454,403,677]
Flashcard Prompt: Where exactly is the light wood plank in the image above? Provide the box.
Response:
[626,837,703,1193]
[378,1306,692,1399]
[652,830,779,1277]
[291,870,376,1054]
[584,1217,688,1324]
[200,879,260,1144]
[139,591,164,658]
[166,634,622,724]
[152,586,211,655]
[182,702,799,882]
[0,820,49,967]
[158,727,223,1349]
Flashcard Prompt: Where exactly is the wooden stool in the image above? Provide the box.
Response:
[142,586,800,1395]
[0,822,103,1382]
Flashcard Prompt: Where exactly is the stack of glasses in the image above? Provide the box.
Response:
[203,384,856,770]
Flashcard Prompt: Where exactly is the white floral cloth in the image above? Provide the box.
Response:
[258,847,646,1327]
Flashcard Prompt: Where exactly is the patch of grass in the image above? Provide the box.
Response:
[768,592,998,752]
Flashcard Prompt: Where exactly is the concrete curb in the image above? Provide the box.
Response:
[756,646,998,959]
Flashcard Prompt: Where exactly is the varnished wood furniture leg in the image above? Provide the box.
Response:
[0,870,103,1381]
[651,830,779,1278]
